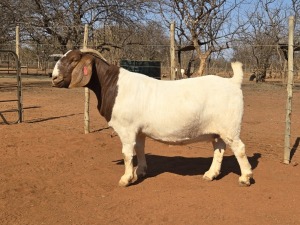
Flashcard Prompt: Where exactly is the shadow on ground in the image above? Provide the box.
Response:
[114,153,261,185]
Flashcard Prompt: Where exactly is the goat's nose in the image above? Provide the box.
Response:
[52,76,63,87]
[52,76,58,83]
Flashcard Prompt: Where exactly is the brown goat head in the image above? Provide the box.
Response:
[52,50,94,88]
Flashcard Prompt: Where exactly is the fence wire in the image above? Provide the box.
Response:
[2,25,300,78]
[0,25,299,162]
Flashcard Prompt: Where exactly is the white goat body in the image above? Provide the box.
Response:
[111,67,243,144]
[52,49,253,187]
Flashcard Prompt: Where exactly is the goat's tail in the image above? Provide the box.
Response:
[230,61,244,86]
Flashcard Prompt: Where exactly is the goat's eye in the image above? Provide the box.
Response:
[71,53,81,62]
[70,60,79,67]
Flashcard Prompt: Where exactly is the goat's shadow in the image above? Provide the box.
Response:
[114,153,261,185]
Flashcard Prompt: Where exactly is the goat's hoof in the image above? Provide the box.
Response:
[136,167,147,178]
[238,181,250,187]
[203,175,213,182]
[203,171,218,181]
[118,180,130,187]
[118,175,133,187]
[202,173,214,181]
[238,176,251,187]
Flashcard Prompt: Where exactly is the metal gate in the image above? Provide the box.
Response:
[0,50,23,124]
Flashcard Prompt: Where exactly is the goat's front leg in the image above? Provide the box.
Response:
[119,142,135,187]
[134,133,147,181]
[203,138,226,181]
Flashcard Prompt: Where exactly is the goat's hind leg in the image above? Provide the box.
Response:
[229,139,253,186]
[203,138,226,181]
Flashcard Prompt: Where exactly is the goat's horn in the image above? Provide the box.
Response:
[80,48,107,61]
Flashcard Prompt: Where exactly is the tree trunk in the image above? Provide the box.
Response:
[191,34,212,76]
[196,52,211,76]
[197,58,206,76]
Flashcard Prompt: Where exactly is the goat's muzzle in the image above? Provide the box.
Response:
[52,76,66,88]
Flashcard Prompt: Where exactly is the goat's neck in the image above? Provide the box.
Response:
[86,63,102,111]
[88,59,119,122]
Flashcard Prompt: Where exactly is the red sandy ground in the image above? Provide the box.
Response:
[0,76,300,225]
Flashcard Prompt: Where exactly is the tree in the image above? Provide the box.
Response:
[92,21,169,63]
[0,2,18,47]
[233,0,287,78]
[157,0,245,76]
[1,0,153,53]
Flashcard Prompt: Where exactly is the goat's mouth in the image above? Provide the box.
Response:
[52,76,66,88]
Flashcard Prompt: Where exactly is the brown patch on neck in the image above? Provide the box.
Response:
[99,65,119,121]
[87,56,119,122]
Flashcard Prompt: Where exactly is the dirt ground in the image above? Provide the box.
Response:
[1,75,300,225]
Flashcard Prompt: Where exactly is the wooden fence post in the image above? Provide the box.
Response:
[16,26,20,58]
[284,16,295,164]
[16,25,23,123]
[83,24,90,134]
[170,22,176,80]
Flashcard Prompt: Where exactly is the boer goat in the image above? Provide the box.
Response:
[52,49,253,187]
[249,72,266,83]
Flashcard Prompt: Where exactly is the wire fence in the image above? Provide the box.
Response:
[2,25,300,80]
[1,44,299,80]
[0,24,299,163]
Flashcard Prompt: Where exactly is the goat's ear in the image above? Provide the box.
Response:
[69,54,94,88]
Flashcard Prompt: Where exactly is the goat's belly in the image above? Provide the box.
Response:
[142,126,218,144]
[147,133,218,145]
[140,116,220,144]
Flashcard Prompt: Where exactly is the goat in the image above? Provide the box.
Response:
[256,72,266,82]
[249,72,256,81]
[249,72,266,83]
[175,68,185,78]
[52,49,253,187]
